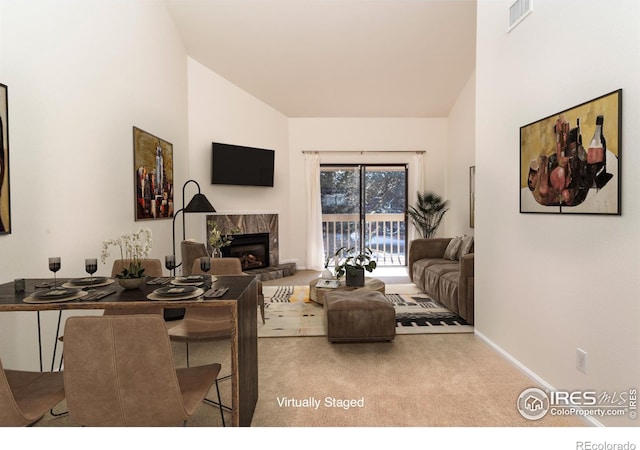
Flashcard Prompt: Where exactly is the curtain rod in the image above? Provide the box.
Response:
[301,150,425,154]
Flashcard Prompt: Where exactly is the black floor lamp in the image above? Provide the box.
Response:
[172,179,216,271]
[167,179,215,322]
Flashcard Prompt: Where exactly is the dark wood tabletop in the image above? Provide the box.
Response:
[0,275,252,311]
[0,275,259,426]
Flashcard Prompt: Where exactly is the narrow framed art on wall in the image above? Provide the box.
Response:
[519,89,621,215]
[0,83,11,235]
[469,165,475,228]
[133,126,174,221]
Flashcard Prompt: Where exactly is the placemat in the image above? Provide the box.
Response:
[171,277,204,286]
[23,290,89,304]
[146,288,204,301]
[62,278,115,289]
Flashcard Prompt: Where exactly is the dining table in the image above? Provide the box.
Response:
[0,275,259,427]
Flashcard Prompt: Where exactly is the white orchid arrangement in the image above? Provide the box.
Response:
[101,227,153,278]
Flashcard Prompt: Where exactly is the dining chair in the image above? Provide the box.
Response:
[180,240,208,276]
[193,256,265,324]
[111,258,163,280]
[180,241,265,323]
[168,257,264,366]
[0,358,65,426]
[54,258,164,371]
[62,315,225,426]
[167,257,260,416]
[166,257,237,369]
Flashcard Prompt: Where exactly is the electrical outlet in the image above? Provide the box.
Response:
[576,348,587,374]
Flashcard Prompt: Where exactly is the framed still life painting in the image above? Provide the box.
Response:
[0,83,10,235]
[519,89,621,215]
[133,126,174,221]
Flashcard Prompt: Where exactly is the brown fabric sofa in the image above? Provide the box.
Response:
[408,238,474,324]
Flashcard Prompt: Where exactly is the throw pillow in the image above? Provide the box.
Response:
[458,235,474,258]
[443,236,463,260]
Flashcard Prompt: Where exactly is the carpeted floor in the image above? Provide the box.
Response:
[36,333,585,428]
[32,271,586,429]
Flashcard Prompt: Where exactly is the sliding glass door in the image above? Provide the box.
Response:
[320,164,407,266]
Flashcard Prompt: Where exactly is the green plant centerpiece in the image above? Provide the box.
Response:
[207,219,239,257]
[334,246,377,286]
[101,227,153,288]
[407,191,449,238]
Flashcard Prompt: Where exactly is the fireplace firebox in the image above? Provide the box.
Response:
[222,233,270,271]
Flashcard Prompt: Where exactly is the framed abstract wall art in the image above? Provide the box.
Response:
[133,126,174,221]
[520,89,621,215]
[0,83,11,235]
[469,166,475,228]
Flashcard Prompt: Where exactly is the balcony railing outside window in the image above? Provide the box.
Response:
[321,164,407,267]
[322,213,406,266]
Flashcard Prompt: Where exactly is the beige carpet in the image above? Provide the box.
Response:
[32,272,586,429]
[35,334,584,428]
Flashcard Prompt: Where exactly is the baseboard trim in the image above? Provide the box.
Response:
[474,329,603,427]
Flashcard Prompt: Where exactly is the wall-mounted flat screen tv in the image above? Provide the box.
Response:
[211,142,275,187]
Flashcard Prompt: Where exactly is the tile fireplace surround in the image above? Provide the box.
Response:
[206,213,293,280]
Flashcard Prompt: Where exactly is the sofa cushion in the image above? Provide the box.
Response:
[439,271,461,314]
[443,236,462,260]
[412,257,447,274]
[421,260,458,300]
[424,260,459,276]
[457,235,474,259]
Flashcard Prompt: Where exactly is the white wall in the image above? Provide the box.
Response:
[446,70,476,237]
[184,58,290,257]
[288,118,448,268]
[476,0,640,426]
[0,0,189,369]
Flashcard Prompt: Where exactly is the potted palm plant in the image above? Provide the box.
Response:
[407,191,449,238]
[334,246,377,286]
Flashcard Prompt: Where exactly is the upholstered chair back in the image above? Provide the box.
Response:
[110,258,163,278]
[63,315,190,426]
[191,257,243,276]
[180,241,208,276]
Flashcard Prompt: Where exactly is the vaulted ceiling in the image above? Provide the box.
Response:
[165,0,476,118]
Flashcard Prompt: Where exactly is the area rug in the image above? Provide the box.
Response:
[258,284,473,337]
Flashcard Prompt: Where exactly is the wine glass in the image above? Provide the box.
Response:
[85,258,98,288]
[200,256,211,273]
[165,255,176,277]
[200,257,211,289]
[48,257,61,288]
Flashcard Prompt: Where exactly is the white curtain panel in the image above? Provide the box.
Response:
[408,152,425,242]
[304,152,325,270]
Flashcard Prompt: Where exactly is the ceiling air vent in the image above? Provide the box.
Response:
[508,0,533,32]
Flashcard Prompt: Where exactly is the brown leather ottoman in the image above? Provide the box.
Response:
[324,290,396,343]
